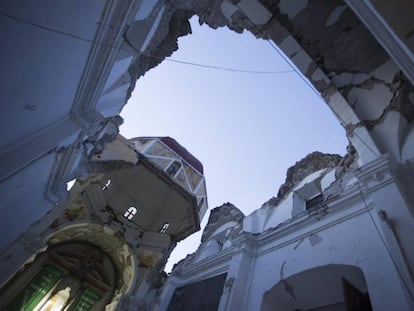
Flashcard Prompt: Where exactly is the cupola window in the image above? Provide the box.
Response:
[166,161,181,177]
[124,206,137,220]
[160,223,170,234]
[102,179,111,190]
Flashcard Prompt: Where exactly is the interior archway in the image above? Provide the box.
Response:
[0,242,119,311]
[46,223,137,300]
[261,264,372,311]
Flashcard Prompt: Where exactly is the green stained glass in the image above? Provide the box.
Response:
[68,286,102,311]
[6,265,63,311]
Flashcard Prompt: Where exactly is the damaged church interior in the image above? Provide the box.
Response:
[1,0,414,310]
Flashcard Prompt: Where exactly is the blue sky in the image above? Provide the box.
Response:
[120,17,347,271]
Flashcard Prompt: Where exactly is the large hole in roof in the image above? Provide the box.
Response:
[120,17,348,271]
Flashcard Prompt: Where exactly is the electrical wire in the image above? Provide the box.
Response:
[0,9,381,151]
[268,40,380,157]
[0,8,380,154]
[2,4,412,300]
[266,40,321,97]
[0,10,294,75]
[0,11,105,46]
[165,57,293,74]
[234,2,412,300]
[233,4,380,158]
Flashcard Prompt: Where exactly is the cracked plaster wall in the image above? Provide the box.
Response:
[2,1,414,309]
[261,0,414,163]
[0,0,147,258]
[157,152,414,310]
[110,2,414,308]
[172,151,352,262]
[247,209,412,310]
[6,0,413,262]
[3,0,414,251]
[243,151,354,234]
[126,0,414,164]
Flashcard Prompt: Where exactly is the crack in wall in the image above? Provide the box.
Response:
[341,71,414,141]
[123,0,414,139]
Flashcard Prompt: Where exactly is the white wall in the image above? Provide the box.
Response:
[0,153,56,252]
[247,207,412,311]
[156,161,414,311]
[0,1,105,149]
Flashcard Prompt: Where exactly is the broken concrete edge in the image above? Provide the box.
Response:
[123,1,413,149]
[341,72,414,133]
[116,0,414,173]
[264,144,358,207]
[126,8,196,99]
[168,147,358,274]
[276,151,341,199]
[201,202,245,243]
[125,0,281,100]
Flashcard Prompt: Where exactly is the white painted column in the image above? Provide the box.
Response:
[218,239,256,311]
[356,155,414,307]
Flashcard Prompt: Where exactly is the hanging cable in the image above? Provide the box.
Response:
[232,1,413,299]
[3,5,411,296]
[266,40,321,96]
[165,57,293,74]
[0,11,105,46]
[233,3,380,158]
[0,8,380,155]
[0,10,293,75]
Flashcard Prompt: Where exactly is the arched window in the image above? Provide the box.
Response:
[102,179,111,191]
[160,223,169,234]
[123,207,137,220]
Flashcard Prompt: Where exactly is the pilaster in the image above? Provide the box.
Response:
[355,154,414,302]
